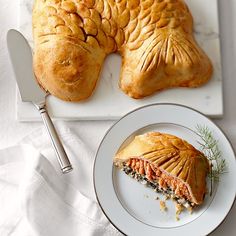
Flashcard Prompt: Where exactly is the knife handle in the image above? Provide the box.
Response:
[36,103,73,174]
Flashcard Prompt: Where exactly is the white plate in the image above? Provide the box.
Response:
[93,103,236,236]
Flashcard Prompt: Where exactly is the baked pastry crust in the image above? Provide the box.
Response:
[114,132,209,205]
[33,0,213,101]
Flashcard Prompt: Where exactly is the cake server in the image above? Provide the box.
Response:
[7,29,73,174]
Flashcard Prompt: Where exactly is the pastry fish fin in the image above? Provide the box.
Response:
[140,31,203,73]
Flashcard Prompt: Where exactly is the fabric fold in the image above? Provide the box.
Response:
[0,126,121,236]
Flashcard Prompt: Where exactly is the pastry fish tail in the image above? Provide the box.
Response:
[140,30,212,84]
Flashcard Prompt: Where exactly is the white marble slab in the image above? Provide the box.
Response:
[18,0,223,121]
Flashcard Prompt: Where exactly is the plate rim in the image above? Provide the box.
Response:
[93,103,236,235]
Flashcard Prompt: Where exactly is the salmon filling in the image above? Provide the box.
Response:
[123,158,194,207]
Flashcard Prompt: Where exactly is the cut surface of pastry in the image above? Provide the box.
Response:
[114,132,209,208]
[33,0,213,101]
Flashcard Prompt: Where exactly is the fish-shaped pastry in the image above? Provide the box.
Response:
[114,132,209,208]
[33,0,213,101]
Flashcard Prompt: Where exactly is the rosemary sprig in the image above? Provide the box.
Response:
[195,125,227,195]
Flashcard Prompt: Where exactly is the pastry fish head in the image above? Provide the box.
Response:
[33,38,105,101]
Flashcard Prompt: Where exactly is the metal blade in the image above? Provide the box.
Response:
[7,29,45,103]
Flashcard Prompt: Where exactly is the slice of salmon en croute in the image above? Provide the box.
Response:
[114,132,209,208]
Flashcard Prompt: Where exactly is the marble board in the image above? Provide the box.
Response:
[18,0,223,121]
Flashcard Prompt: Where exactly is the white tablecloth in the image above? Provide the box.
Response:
[0,126,122,236]
[0,0,236,235]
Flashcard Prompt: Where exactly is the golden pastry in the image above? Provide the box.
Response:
[114,132,209,207]
[33,0,213,101]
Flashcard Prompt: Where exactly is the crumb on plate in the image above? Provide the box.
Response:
[160,200,167,211]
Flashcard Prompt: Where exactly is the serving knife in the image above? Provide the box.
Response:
[7,29,73,174]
